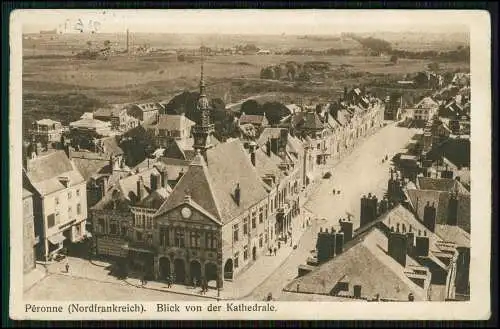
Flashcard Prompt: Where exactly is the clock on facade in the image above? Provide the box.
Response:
[181,207,192,219]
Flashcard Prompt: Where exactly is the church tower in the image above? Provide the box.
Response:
[192,49,215,160]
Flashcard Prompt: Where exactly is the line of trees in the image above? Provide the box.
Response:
[345,33,470,62]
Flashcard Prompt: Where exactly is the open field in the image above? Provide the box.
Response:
[21,32,469,134]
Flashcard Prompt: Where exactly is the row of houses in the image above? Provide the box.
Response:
[22,65,385,287]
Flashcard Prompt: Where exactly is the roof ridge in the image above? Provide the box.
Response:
[201,155,224,220]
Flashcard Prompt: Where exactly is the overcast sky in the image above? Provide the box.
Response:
[18,9,470,35]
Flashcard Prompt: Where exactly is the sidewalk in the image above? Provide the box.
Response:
[23,264,48,292]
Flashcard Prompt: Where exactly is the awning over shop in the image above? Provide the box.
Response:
[48,233,66,245]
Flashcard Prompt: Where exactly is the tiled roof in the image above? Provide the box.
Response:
[284,226,427,301]
[92,167,160,211]
[239,114,267,125]
[71,156,111,182]
[435,224,470,248]
[147,114,195,131]
[156,153,222,219]
[25,151,85,195]
[253,147,285,186]
[157,140,268,223]
[356,204,454,270]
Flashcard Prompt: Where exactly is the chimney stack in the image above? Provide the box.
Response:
[279,129,288,151]
[234,183,241,206]
[136,178,142,201]
[360,195,368,227]
[249,142,257,167]
[316,229,331,263]
[423,201,437,232]
[339,218,353,242]
[101,177,108,198]
[388,228,407,267]
[415,230,430,257]
[447,195,459,226]
[406,230,415,256]
[335,232,344,255]
[160,168,168,188]
[328,227,337,259]
[150,173,159,191]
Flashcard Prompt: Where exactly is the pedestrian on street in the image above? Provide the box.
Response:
[166,275,172,288]
[273,247,277,256]
[65,261,70,273]
[278,241,281,249]
[193,277,198,289]
[268,247,272,256]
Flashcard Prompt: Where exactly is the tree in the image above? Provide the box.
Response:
[260,67,275,80]
[210,98,226,111]
[164,91,200,121]
[240,100,263,115]
[261,102,290,125]
[273,65,282,80]
[390,55,398,64]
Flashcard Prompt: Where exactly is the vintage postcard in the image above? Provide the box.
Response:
[9,9,491,320]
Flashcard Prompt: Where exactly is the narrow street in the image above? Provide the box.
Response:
[244,123,418,301]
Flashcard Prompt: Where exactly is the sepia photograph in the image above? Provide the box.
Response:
[9,9,491,320]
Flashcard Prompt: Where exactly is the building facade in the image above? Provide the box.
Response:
[24,150,88,261]
[145,114,195,149]
[29,119,64,145]
[23,189,37,273]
